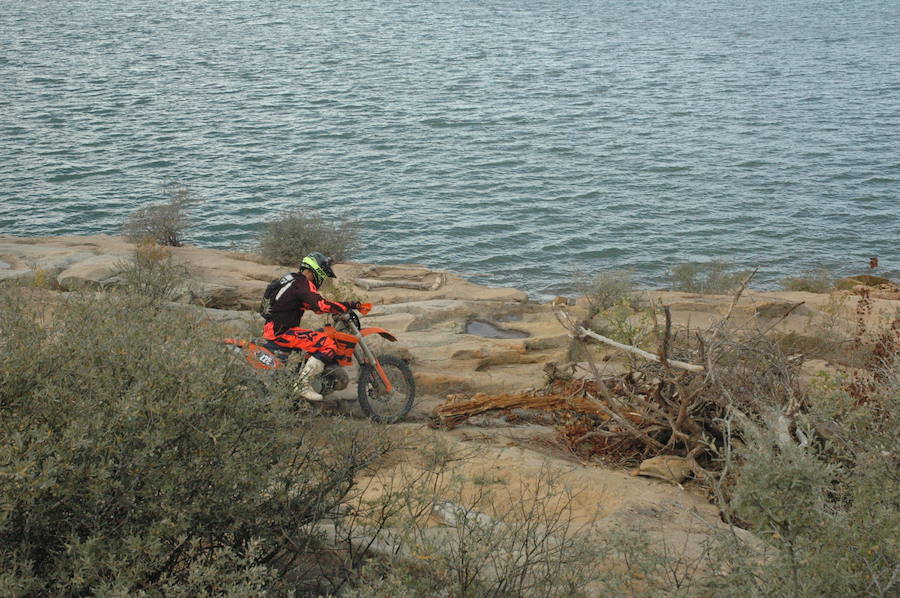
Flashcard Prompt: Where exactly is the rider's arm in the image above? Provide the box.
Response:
[296,280,352,314]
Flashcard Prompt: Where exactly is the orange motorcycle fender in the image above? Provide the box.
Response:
[224,338,281,370]
[359,327,398,342]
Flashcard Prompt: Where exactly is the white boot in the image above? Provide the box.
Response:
[294,356,326,401]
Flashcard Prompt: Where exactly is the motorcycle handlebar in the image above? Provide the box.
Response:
[332,302,372,320]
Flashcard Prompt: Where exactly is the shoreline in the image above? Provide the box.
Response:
[2,233,897,402]
[2,232,897,301]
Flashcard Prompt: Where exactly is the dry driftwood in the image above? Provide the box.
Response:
[433,391,619,428]
[353,273,445,291]
[546,274,804,470]
[576,326,705,372]
[551,304,705,373]
[434,274,810,485]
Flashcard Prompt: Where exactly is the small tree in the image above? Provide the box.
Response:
[259,209,360,266]
[122,181,197,247]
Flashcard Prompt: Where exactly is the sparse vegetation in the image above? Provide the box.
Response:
[724,379,899,598]
[575,269,654,353]
[259,209,360,266]
[666,259,751,293]
[122,181,198,247]
[589,296,655,349]
[341,449,608,598]
[114,240,189,306]
[576,269,635,316]
[19,261,56,290]
[780,268,834,293]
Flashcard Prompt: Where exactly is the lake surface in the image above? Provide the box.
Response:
[1,0,898,297]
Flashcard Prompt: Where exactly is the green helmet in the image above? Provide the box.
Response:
[300,252,336,287]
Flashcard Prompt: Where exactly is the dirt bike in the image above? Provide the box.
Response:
[224,304,415,423]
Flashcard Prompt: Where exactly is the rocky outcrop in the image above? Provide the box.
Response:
[635,455,694,484]
[0,235,574,397]
[358,425,761,576]
[2,234,897,400]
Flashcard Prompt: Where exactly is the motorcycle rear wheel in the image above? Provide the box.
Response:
[357,354,415,423]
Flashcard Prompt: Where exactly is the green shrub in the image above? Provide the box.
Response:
[0,288,390,596]
[695,355,899,598]
[589,296,654,349]
[258,209,360,266]
[122,181,198,247]
[576,270,635,317]
[666,260,751,294]
[779,269,834,293]
[114,240,189,306]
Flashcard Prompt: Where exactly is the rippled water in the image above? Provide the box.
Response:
[1,0,898,297]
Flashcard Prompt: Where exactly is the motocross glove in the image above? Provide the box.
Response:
[344,301,361,311]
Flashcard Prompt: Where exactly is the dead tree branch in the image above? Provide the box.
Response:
[353,273,445,292]
[577,326,705,372]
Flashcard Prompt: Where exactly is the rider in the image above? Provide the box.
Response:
[263,251,361,401]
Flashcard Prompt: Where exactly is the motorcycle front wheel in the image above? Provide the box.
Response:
[357,354,415,423]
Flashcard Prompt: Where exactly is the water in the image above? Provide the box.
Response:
[1,0,898,298]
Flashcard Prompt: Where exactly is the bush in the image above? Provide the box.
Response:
[576,270,635,317]
[114,240,189,306]
[666,260,751,294]
[122,181,197,247]
[259,209,360,266]
[587,297,655,350]
[0,288,390,596]
[721,363,900,598]
[779,269,834,293]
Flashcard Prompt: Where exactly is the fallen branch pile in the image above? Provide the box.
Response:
[432,270,850,483]
[433,378,641,430]
[431,269,900,490]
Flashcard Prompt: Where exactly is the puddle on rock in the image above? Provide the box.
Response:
[494,313,523,323]
[466,320,530,339]
[0,260,10,270]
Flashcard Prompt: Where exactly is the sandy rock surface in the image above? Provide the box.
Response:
[0,234,574,396]
[355,424,759,568]
[2,232,896,425]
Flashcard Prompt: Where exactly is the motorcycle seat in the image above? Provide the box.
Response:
[257,338,296,362]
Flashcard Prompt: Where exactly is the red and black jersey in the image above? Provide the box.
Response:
[269,274,350,335]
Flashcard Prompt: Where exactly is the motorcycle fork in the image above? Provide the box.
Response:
[344,320,394,393]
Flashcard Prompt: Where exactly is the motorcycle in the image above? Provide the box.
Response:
[224,304,415,423]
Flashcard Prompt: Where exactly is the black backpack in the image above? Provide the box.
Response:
[259,273,295,321]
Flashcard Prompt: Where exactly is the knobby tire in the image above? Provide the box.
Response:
[356,354,415,423]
